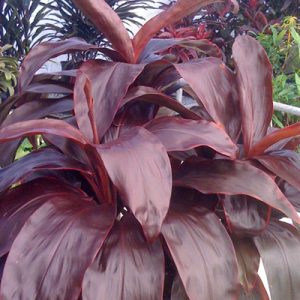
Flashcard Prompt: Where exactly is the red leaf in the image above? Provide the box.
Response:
[18,38,99,91]
[74,61,145,143]
[232,36,273,155]
[249,123,300,157]
[145,116,237,158]
[0,197,115,300]
[0,119,88,145]
[254,221,300,300]
[223,195,271,236]
[171,274,189,300]
[72,0,134,63]
[174,159,300,223]
[162,200,238,300]
[122,86,201,121]
[238,277,270,300]
[174,57,241,141]
[133,0,228,61]
[97,127,172,241]
[256,150,300,193]
[83,213,164,300]
[0,178,86,257]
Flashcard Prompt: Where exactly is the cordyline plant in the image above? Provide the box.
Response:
[1,0,300,299]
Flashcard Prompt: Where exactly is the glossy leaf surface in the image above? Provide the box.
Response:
[98,127,172,240]
[254,221,300,300]
[162,200,238,300]
[0,197,115,300]
[232,36,273,154]
[83,214,164,300]
[174,159,300,223]
[145,116,237,157]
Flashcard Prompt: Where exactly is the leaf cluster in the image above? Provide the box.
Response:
[0,1,300,299]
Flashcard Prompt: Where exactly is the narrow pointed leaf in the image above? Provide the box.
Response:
[0,197,115,300]
[232,36,273,154]
[145,116,237,157]
[162,200,238,300]
[18,38,99,91]
[74,61,145,143]
[174,57,241,141]
[83,214,164,300]
[174,159,300,223]
[97,127,172,241]
[72,0,134,63]
[249,123,300,157]
[0,148,92,193]
[254,221,300,300]
[133,0,227,60]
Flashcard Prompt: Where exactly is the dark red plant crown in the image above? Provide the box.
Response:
[0,0,300,299]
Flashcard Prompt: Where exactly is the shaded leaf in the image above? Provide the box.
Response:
[171,274,189,300]
[254,221,300,300]
[97,127,172,241]
[232,36,273,154]
[0,197,115,300]
[83,213,164,300]
[174,159,300,223]
[162,199,238,300]
[145,116,237,158]
[238,277,269,300]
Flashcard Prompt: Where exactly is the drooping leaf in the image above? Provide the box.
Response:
[232,238,260,293]
[174,159,300,223]
[0,178,87,257]
[133,0,228,61]
[174,57,241,141]
[0,148,92,194]
[232,36,273,155]
[71,0,134,63]
[222,195,271,236]
[145,116,237,158]
[74,61,145,143]
[97,127,172,241]
[0,197,115,300]
[254,221,300,300]
[278,180,300,212]
[249,123,300,157]
[171,274,189,300]
[256,150,300,193]
[238,277,270,300]
[162,199,238,300]
[82,214,164,300]
[18,38,99,91]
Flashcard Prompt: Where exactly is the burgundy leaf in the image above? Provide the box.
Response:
[232,36,273,154]
[122,86,201,121]
[223,195,271,236]
[233,238,260,293]
[18,38,99,91]
[256,150,300,192]
[174,57,241,141]
[162,200,238,300]
[133,0,228,61]
[0,119,88,145]
[0,178,86,257]
[82,213,164,300]
[0,148,92,194]
[171,274,189,300]
[74,61,145,143]
[97,127,172,241]
[238,277,270,300]
[254,221,300,300]
[278,180,300,212]
[71,0,134,63]
[174,159,300,223]
[0,197,115,300]
[145,116,237,158]
[249,123,300,157]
